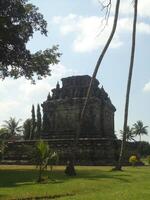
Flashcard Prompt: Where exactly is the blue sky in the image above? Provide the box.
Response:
[0,0,150,141]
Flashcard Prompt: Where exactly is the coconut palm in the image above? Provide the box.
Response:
[116,0,138,170]
[3,117,22,137]
[120,126,135,142]
[132,120,148,142]
[65,0,121,175]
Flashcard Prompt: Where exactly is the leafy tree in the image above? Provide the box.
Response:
[31,105,36,139]
[23,118,32,140]
[33,140,58,182]
[132,121,148,142]
[0,0,61,81]
[2,117,22,137]
[139,141,150,156]
[36,104,42,139]
[0,128,9,139]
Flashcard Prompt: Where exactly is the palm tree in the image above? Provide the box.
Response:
[120,126,135,142]
[65,0,121,175]
[132,121,148,142]
[116,0,138,170]
[3,117,22,137]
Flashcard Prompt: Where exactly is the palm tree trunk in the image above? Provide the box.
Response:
[140,134,141,143]
[65,0,121,175]
[77,0,120,139]
[117,0,138,170]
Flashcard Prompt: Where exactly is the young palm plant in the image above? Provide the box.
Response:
[34,140,58,183]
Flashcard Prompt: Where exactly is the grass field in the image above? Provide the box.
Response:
[0,165,150,200]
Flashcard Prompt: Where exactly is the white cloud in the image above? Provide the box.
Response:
[52,14,150,53]
[119,0,150,18]
[102,0,150,18]
[138,23,150,34]
[143,81,150,92]
[0,63,75,125]
[52,15,123,52]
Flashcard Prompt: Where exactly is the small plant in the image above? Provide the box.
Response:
[129,155,138,166]
[33,140,58,183]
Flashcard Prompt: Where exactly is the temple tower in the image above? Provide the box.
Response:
[41,75,116,139]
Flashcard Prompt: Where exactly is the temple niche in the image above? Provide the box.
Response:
[41,75,116,140]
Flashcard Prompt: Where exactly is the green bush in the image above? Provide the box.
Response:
[129,155,138,166]
[146,155,150,165]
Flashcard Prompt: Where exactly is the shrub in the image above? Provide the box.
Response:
[129,155,138,166]
[147,155,150,165]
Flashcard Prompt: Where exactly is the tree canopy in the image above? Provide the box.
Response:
[0,0,61,81]
[133,120,148,142]
[2,117,22,137]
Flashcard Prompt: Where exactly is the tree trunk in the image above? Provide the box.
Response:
[116,0,138,170]
[65,0,121,175]
[38,165,42,182]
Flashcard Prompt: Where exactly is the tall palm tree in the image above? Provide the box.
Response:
[116,0,138,170]
[65,0,121,176]
[132,120,148,142]
[3,117,22,137]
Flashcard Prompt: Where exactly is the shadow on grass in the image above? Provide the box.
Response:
[0,169,38,187]
[74,169,131,183]
[11,193,75,200]
[0,166,132,188]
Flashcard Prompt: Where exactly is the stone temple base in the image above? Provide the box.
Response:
[3,138,119,166]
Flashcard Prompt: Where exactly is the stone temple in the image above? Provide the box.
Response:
[4,75,119,165]
[42,75,116,140]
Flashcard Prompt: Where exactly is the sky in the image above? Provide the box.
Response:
[0,0,150,141]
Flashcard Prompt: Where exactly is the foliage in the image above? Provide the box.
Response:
[146,155,150,165]
[0,128,9,139]
[36,104,42,139]
[139,141,150,156]
[0,0,61,81]
[33,140,58,182]
[2,117,22,138]
[132,120,148,141]
[120,126,135,142]
[129,155,138,166]
[31,105,36,139]
[23,118,32,140]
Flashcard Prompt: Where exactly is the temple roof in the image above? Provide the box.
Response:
[61,75,99,88]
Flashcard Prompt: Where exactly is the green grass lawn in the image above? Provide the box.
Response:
[0,165,150,200]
